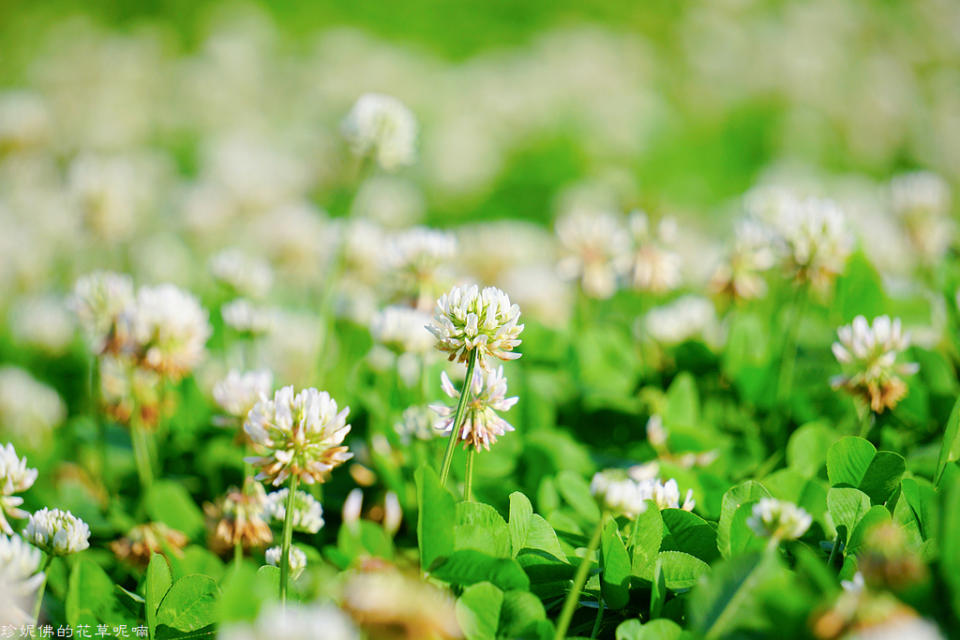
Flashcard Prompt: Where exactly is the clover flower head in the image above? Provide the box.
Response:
[891,171,953,262]
[128,284,211,378]
[639,478,695,512]
[213,369,273,419]
[385,227,457,274]
[245,386,353,486]
[218,603,359,640]
[69,270,135,354]
[213,481,272,552]
[209,249,274,299]
[747,498,811,541]
[265,545,307,580]
[646,415,668,449]
[0,443,38,536]
[711,218,778,300]
[264,488,325,534]
[370,306,434,354]
[644,295,718,346]
[627,211,683,293]
[426,285,523,366]
[24,508,90,555]
[10,294,75,355]
[0,534,45,626]
[430,366,518,451]
[0,90,50,150]
[341,93,417,171]
[393,405,436,444]
[555,208,631,299]
[222,299,278,335]
[591,470,649,518]
[110,523,189,566]
[832,315,918,412]
[0,367,66,447]
[776,196,852,288]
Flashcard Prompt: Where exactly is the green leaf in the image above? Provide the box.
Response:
[661,508,719,563]
[858,452,906,504]
[827,487,871,539]
[456,581,503,640]
[601,519,632,609]
[657,551,710,591]
[689,552,782,639]
[338,519,395,561]
[650,557,666,619]
[431,549,530,591]
[416,465,457,571]
[717,481,771,558]
[786,422,835,478]
[556,470,601,522]
[455,502,511,558]
[217,564,275,624]
[940,470,960,613]
[899,477,938,540]
[155,574,219,638]
[936,396,960,484]
[826,437,876,487]
[846,505,891,556]
[498,590,547,638]
[629,503,664,579]
[664,372,699,427]
[616,618,687,640]
[727,501,766,556]
[146,554,172,637]
[144,481,205,540]
[67,558,131,630]
[508,492,534,558]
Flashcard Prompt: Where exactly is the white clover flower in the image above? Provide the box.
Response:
[590,470,649,518]
[0,90,50,150]
[209,249,274,298]
[222,299,278,335]
[555,208,631,299]
[646,415,668,449]
[393,405,437,444]
[370,306,435,354]
[0,534,45,626]
[747,498,811,541]
[265,545,307,580]
[264,488,324,534]
[24,508,91,555]
[341,93,418,171]
[638,478,695,512]
[0,444,38,536]
[627,211,683,293]
[9,294,75,355]
[847,616,944,640]
[383,227,457,309]
[430,366,518,451]
[426,285,524,366]
[342,488,363,528]
[128,284,211,378]
[832,315,918,412]
[890,171,953,263]
[245,386,353,486]
[68,153,159,241]
[710,218,778,300]
[213,369,273,420]
[841,571,865,593]
[218,603,359,640]
[0,367,66,447]
[498,264,573,330]
[776,196,852,288]
[69,270,135,354]
[383,491,402,536]
[643,295,719,346]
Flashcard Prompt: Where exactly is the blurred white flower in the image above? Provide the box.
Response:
[393,405,436,444]
[245,386,353,486]
[890,171,953,263]
[370,306,434,354]
[832,315,918,412]
[9,294,75,355]
[590,470,648,518]
[627,211,683,293]
[431,366,518,451]
[639,478,695,512]
[0,90,50,150]
[264,488,325,534]
[0,534,45,626]
[0,443,38,536]
[350,176,425,227]
[209,249,274,298]
[426,285,524,366]
[213,369,273,419]
[383,491,402,536]
[70,270,135,354]
[341,93,418,170]
[128,284,211,378]
[0,367,66,446]
[498,264,573,330]
[776,196,853,288]
[747,498,811,541]
[343,488,364,528]
[646,415,668,449]
[265,544,306,580]
[555,208,631,299]
[841,571,865,593]
[222,299,278,335]
[384,226,457,309]
[218,603,359,640]
[24,507,91,555]
[644,295,719,346]
[710,218,778,300]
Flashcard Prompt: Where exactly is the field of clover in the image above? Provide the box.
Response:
[2,3,960,640]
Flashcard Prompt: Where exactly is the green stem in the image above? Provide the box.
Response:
[234,540,243,568]
[279,475,300,606]
[32,554,53,624]
[776,284,809,408]
[465,448,476,502]
[554,515,605,640]
[858,408,875,439]
[131,415,154,494]
[590,595,604,639]
[438,349,479,487]
[827,533,840,570]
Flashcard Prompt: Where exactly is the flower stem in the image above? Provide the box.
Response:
[279,475,300,606]
[32,554,53,624]
[465,448,476,501]
[590,595,604,638]
[554,515,604,640]
[234,539,243,568]
[776,283,809,409]
[131,414,154,493]
[438,349,479,487]
[858,408,875,439]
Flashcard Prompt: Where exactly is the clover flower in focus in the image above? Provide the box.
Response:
[341,93,417,171]
[890,171,953,263]
[555,208,631,299]
[747,498,811,541]
[0,534,45,626]
[69,270,135,354]
[218,603,359,640]
[627,211,683,293]
[209,480,272,554]
[831,315,918,413]
[245,386,353,486]
[24,508,91,555]
[426,285,523,366]
[710,218,778,300]
[370,306,435,354]
[431,366,517,451]
[110,522,188,567]
[266,545,307,579]
[128,284,211,379]
[0,443,38,535]
[776,196,852,289]
[209,249,274,299]
[590,470,649,518]
[213,369,273,420]
[0,367,66,447]
[264,488,324,534]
